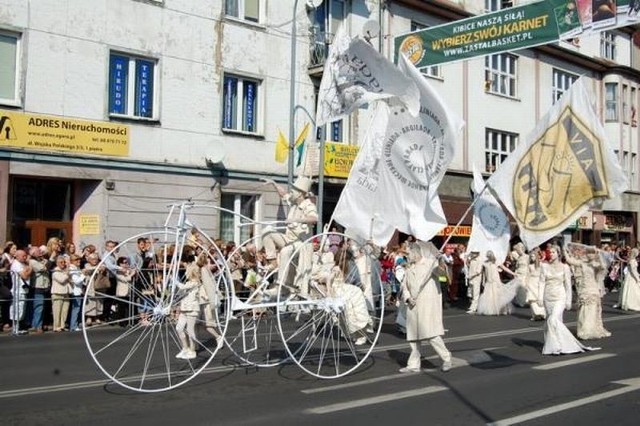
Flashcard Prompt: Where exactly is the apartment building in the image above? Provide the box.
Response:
[0,0,638,249]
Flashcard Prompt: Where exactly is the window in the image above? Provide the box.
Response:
[317,120,345,143]
[485,54,517,97]
[109,53,157,119]
[632,87,637,126]
[632,153,637,190]
[411,22,440,78]
[220,193,258,243]
[552,69,577,103]
[623,151,630,174]
[623,85,629,124]
[605,82,618,121]
[485,129,518,172]
[225,0,261,23]
[0,32,19,105]
[600,32,616,61]
[485,0,500,12]
[222,74,261,134]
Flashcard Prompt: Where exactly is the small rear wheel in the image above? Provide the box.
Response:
[276,232,384,379]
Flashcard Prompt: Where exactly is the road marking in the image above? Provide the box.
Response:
[488,377,640,426]
[305,386,447,414]
[1,314,639,398]
[532,353,616,370]
[301,373,413,394]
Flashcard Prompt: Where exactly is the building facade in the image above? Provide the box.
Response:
[0,0,638,250]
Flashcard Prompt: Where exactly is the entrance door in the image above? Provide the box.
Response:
[10,178,73,247]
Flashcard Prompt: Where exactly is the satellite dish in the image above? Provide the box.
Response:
[306,0,323,8]
[362,20,380,40]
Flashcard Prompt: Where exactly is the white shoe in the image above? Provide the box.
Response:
[466,309,476,314]
[175,349,187,359]
[354,336,367,346]
[215,338,224,350]
[399,366,421,373]
[184,350,197,360]
[441,361,452,372]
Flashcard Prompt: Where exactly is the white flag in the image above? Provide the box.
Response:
[333,55,464,246]
[315,26,420,127]
[466,165,511,265]
[487,78,628,249]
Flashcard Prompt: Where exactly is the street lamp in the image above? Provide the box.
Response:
[288,0,323,189]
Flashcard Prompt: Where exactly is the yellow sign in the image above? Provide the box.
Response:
[513,107,608,232]
[79,214,100,235]
[436,225,472,237]
[324,142,359,178]
[0,110,129,156]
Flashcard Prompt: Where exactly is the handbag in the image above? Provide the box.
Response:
[93,270,111,290]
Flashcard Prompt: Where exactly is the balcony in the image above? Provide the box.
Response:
[308,27,334,76]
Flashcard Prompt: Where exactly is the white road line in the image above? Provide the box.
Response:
[532,353,617,370]
[305,386,447,414]
[301,373,414,394]
[2,314,639,399]
[488,377,640,426]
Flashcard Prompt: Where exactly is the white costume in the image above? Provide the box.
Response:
[466,253,482,313]
[539,256,597,355]
[399,241,452,373]
[512,245,529,307]
[618,251,640,311]
[476,258,516,316]
[526,259,546,320]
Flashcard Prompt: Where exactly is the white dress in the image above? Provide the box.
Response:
[476,262,517,316]
[513,254,529,307]
[526,264,546,318]
[619,258,640,311]
[540,263,595,355]
[400,258,445,341]
[576,260,610,340]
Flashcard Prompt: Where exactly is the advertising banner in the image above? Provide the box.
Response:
[0,110,129,156]
[395,0,640,67]
[324,142,359,178]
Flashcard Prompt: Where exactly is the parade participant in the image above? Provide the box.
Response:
[476,251,517,316]
[526,250,546,321]
[398,241,452,373]
[564,244,611,340]
[196,251,223,349]
[261,176,318,277]
[617,248,640,311]
[512,242,529,307]
[465,251,482,314]
[538,245,597,355]
[354,241,381,312]
[175,263,202,360]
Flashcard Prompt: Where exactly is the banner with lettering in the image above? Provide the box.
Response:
[395,0,640,67]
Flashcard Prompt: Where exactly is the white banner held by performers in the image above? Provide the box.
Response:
[315,26,420,128]
[466,165,511,265]
[333,54,464,245]
[487,78,628,249]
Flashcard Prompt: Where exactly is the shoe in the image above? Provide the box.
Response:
[399,366,421,373]
[466,309,476,314]
[16,330,28,335]
[73,328,82,332]
[35,328,44,334]
[175,349,187,359]
[612,304,620,309]
[441,361,452,372]
[354,336,367,346]
[184,350,197,360]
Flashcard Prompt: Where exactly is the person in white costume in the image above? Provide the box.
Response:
[476,251,517,316]
[465,251,482,314]
[175,263,203,360]
[564,244,611,340]
[526,250,546,321]
[617,248,640,311]
[398,241,452,373]
[512,242,530,307]
[261,176,318,295]
[538,245,598,355]
[354,242,381,312]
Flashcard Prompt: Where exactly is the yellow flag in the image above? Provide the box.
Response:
[275,129,288,163]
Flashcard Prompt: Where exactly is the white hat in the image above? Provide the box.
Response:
[292,176,313,194]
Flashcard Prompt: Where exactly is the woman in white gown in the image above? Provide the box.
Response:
[476,251,517,316]
[538,245,597,355]
[618,248,640,311]
[512,243,530,307]
[526,250,546,321]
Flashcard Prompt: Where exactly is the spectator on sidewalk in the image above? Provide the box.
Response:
[10,249,33,334]
[29,247,51,334]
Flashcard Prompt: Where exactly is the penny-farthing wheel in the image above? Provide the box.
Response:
[276,232,384,379]
[223,235,290,367]
[82,229,232,392]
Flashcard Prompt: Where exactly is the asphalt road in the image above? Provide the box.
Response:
[1,292,639,426]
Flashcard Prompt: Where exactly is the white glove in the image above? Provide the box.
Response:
[405,297,416,310]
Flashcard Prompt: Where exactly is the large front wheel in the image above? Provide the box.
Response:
[82,230,232,392]
[276,232,384,379]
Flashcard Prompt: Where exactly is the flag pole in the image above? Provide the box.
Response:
[437,180,489,253]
